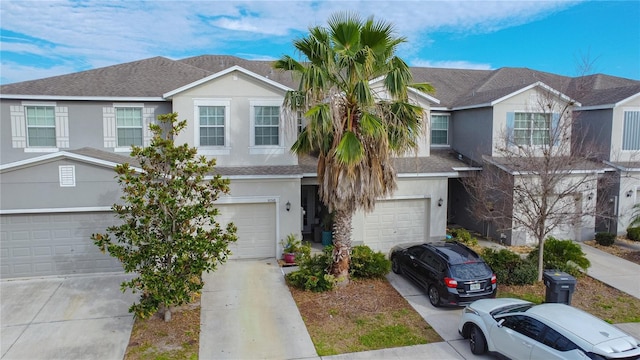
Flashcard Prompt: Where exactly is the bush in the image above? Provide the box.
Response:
[449,228,478,246]
[595,232,616,246]
[528,237,590,277]
[286,246,336,292]
[481,248,536,285]
[627,227,640,241]
[350,245,391,279]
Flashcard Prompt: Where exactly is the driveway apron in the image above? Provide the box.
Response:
[199,259,317,360]
[1,273,136,360]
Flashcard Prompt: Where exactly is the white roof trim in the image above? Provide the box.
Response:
[0,206,113,215]
[615,91,640,107]
[0,151,142,172]
[0,94,165,101]
[163,65,293,98]
[368,75,441,104]
[491,81,581,107]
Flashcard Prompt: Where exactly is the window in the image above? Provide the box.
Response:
[199,106,225,146]
[26,106,56,147]
[431,115,449,145]
[540,326,578,352]
[116,108,143,147]
[254,106,280,146]
[502,315,546,340]
[513,112,550,146]
[623,110,640,150]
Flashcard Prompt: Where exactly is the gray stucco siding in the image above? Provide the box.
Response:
[1,160,122,210]
[574,109,613,160]
[450,107,493,163]
[0,99,172,164]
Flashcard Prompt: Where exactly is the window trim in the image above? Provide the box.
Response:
[249,99,284,155]
[115,106,144,150]
[622,108,640,151]
[512,111,551,146]
[430,113,450,146]
[25,105,57,148]
[14,101,68,152]
[194,99,231,155]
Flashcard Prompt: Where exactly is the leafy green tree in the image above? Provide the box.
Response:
[630,203,640,228]
[92,113,237,321]
[274,12,433,282]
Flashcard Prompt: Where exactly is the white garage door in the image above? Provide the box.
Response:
[363,199,429,254]
[215,202,276,259]
[0,212,124,279]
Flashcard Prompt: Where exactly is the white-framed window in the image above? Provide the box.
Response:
[513,112,550,146]
[116,107,143,147]
[250,99,284,154]
[194,99,231,155]
[431,114,449,145]
[622,110,640,151]
[10,102,69,152]
[26,106,56,147]
[200,106,225,146]
[103,104,153,151]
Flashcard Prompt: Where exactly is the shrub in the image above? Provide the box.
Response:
[528,237,590,277]
[449,228,478,246]
[481,248,536,285]
[627,227,640,241]
[286,246,335,292]
[595,232,616,246]
[350,245,391,279]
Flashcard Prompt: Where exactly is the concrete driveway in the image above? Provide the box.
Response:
[1,273,137,360]
[385,272,496,360]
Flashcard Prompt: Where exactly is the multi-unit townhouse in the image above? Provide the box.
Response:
[1,55,639,279]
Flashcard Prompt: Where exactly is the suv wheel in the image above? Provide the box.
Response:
[391,257,402,274]
[428,285,440,307]
[470,325,487,355]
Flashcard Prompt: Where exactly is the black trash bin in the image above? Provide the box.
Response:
[543,270,576,305]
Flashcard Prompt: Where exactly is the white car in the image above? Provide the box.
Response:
[458,298,640,360]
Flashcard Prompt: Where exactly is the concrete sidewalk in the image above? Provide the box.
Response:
[1,273,136,360]
[579,242,640,299]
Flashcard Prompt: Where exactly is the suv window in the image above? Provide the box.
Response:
[540,327,578,352]
[450,262,492,279]
[408,246,425,258]
[420,250,445,272]
[501,315,546,341]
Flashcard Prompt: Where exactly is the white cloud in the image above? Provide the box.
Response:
[0,61,78,84]
[410,59,493,70]
[0,0,580,84]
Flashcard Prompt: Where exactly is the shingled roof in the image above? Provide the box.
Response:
[1,55,638,108]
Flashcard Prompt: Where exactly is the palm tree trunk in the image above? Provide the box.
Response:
[330,208,353,283]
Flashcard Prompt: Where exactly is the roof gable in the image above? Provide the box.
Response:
[163,65,292,98]
[0,148,140,172]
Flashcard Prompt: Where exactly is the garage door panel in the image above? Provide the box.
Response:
[1,212,124,279]
[215,203,276,260]
[363,199,428,255]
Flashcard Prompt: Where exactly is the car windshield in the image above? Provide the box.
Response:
[490,304,534,317]
[449,262,492,279]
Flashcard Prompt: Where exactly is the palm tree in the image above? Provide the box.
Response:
[274,12,434,282]
[630,203,640,228]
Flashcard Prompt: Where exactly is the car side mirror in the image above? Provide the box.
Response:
[497,319,505,328]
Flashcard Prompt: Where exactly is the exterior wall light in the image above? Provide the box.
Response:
[286,201,291,211]
[627,190,634,198]
[437,198,443,207]
[587,193,593,201]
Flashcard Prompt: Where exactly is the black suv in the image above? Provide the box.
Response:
[389,241,497,307]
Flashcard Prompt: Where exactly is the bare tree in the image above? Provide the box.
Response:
[464,83,608,281]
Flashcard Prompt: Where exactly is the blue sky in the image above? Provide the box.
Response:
[1,0,639,85]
